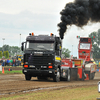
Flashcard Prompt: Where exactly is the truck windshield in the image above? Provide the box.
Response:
[80,43,90,50]
[26,41,54,51]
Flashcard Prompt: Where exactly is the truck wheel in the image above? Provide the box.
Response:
[82,73,85,81]
[89,71,94,80]
[53,68,60,82]
[91,72,95,80]
[81,71,86,81]
[92,72,95,79]
[81,69,86,81]
[25,75,31,80]
[67,69,71,81]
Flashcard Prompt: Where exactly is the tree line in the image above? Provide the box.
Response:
[89,29,100,60]
[0,45,22,58]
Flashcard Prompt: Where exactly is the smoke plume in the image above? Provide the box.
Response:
[58,0,100,39]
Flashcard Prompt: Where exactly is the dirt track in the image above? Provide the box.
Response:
[0,71,100,98]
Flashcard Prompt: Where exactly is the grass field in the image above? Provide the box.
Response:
[0,70,22,74]
[0,85,100,100]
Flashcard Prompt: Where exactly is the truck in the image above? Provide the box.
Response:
[21,33,62,82]
[61,37,96,81]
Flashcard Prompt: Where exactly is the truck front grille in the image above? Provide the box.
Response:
[24,54,53,66]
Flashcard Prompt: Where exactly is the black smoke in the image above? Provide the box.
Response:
[58,0,100,39]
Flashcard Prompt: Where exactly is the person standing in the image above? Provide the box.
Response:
[2,58,5,66]
[6,59,9,66]
[10,59,13,67]
[12,59,16,67]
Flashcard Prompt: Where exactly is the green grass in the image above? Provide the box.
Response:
[0,85,99,100]
[0,70,22,74]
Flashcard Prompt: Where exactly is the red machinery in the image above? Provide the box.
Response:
[61,37,96,81]
[78,37,93,61]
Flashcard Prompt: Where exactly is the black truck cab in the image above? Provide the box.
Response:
[21,33,62,82]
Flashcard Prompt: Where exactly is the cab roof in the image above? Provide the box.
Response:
[26,35,55,41]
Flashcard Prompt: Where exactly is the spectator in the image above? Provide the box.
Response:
[5,59,7,66]
[16,60,19,66]
[19,60,21,66]
[6,59,9,66]
[12,59,16,67]
[2,58,5,66]
[10,59,13,66]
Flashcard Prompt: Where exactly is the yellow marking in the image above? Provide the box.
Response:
[74,60,81,65]
[77,66,81,68]
[55,57,61,60]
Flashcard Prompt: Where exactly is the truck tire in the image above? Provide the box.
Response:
[92,72,95,79]
[81,69,87,81]
[67,69,71,81]
[82,73,85,81]
[25,75,31,80]
[91,72,95,80]
[88,71,95,80]
[82,70,86,81]
[53,68,60,82]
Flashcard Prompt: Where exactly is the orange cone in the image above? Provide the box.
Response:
[2,67,4,74]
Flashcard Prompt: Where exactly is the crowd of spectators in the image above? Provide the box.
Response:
[0,58,21,67]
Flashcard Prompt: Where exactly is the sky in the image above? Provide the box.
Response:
[0,0,100,57]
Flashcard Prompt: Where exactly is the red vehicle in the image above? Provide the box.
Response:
[78,37,93,61]
[61,37,96,81]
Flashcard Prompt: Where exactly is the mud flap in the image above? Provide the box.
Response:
[70,68,78,81]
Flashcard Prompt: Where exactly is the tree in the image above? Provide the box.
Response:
[3,51,6,58]
[0,47,2,51]
[5,51,9,58]
[3,45,10,51]
[0,51,2,58]
[89,29,100,59]
[62,48,71,58]
[3,51,9,58]
[10,46,22,56]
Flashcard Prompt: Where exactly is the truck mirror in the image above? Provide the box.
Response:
[21,45,23,51]
[21,42,25,51]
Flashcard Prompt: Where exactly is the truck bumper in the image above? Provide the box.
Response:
[22,68,55,77]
